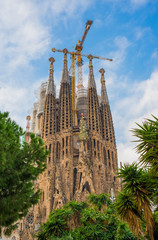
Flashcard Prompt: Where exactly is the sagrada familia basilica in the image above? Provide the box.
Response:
[7,20,119,237]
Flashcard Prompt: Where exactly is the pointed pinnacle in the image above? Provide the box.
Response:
[47,57,56,95]
[88,55,96,89]
[99,68,109,105]
[61,48,69,83]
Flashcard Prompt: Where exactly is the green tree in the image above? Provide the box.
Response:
[0,112,48,235]
[36,193,136,240]
[132,116,158,175]
[132,116,158,208]
[115,189,141,238]
[116,115,158,240]
[116,164,154,240]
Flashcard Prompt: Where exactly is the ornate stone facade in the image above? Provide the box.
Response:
[19,51,119,239]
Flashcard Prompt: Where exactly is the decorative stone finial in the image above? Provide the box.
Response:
[63,48,68,55]
[49,57,55,73]
[87,54,93,61]
[99,68,105,75]
[49,57,55,64]
[99,68,106,85]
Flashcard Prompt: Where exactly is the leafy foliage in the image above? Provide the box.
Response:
[116,164,154,240]
[132,116,158,175]
[0,112,48,234]
[116,115,158,240]
[36,194,136,240]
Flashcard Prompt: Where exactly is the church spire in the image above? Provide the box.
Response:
[87,55,101,134]
[99,68,109,105]
[61,48,69,83]
[58,48,72,131]
[88,55,96,89]
[47,57,56,95]
[41,57,56,138]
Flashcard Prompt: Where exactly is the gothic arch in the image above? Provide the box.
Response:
[82,181,91,193]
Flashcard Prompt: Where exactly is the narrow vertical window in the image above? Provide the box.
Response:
[66,136,68,146]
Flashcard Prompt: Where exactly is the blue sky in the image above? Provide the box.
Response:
[0,0,158,164]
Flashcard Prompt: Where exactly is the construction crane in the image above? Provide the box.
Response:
[70,20,93,126]
[52,22,113,127]
[70,48,77,126]
[52,48,113,125]
[53,21,93,127]
[52,48,113,62]
[75,20,93,90]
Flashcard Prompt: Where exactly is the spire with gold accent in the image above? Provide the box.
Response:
[47,57,56,95]
[87,55,101,134]
[99,68,115,143]
[100,68,109,105]
[88,55,96,89]
[58,49,72,132]
[61,48,69,83]
[41,57,56,138]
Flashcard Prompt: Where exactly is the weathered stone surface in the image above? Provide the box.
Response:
[19,61,119,240]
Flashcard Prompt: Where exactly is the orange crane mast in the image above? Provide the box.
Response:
[70,20,93,126]
[75,20,93,90]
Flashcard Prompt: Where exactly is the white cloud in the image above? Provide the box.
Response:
[0,78,45,129]
[130,0,149,7]
[113,36,131,66]
[114,70,158,164]
[117,143,139,166]
[0,0,92,129]
[134,27,151,40]
[152,49,158,59]
[44,0,93,18]
[102,36,131,71]
[0,0,50,74]
[0,86,29,128]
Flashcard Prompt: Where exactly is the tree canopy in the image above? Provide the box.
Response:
[0,112,48,235]
[36,193,136,240]
[116,116,158,240]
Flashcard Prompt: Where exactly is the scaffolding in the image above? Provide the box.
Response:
[31,102,39,133]
[38,82,47,114]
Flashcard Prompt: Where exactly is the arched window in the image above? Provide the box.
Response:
[82,181,91,193]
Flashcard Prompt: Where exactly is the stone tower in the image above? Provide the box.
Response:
[20,51,119,238]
